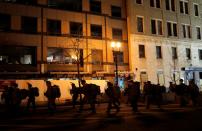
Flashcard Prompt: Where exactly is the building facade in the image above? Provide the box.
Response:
[0,0,129,81]
[127,0,202,89]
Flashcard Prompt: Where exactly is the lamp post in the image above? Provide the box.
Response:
[111,41,121,86]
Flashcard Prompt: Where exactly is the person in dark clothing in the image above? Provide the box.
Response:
[143,81,153,109]
[45,81,56,114]
[105,82,120,114]
[176,79,188,107]
[26,83,36,112]
[70,83,79,109]
[188,79,200,107]
[126,80,140,112]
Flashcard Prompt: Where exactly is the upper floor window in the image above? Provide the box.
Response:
[92,49,103,65]
[151,19,162,35]
[182,24,191,38]
[150,0,160,8]
[47,19,61,35]
[180,0,189,14]
[196,27,201,40]
[167,22,177,37]
[21,16,37,34]
[113,51,124,64]
[172,47,177,59]
[111,6,122,18]
[0,13,11,32]
[137,16,144,33]
[70,22,83,36]
[139,45,145,58]
[194,3,199,16]
[90,0,101,13]
[1,0,37,5]
[199,49,202,60]
[136,0,143,4]
[91,24,102,38]
[165,0,175,11]
[186,48,191,60]
[112,28,123,40]
[156,46,162,59]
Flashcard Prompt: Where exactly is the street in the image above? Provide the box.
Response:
[0,103,202,131]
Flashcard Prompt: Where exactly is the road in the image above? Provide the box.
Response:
[0,103,202,131]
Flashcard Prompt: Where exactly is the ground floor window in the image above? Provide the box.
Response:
[47,47,83,67]
[0,46,36,65]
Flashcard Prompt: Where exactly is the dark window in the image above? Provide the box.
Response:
[173,23,177,36]
[21,16,37,34]
[166,0,170,10]
[0,13,11,31]
[91,24,102,38]
[150,0,155,7]
[157,20,163,35]
[194,4,199,16]
[48,0,82,12]
[167,22,172,36]
[156,0,160,8]
[187,26,191,38]
[186,48,191,60]
[180,1,184,13]
[3,0,37,5]
[156,46,162,59]
[151,19,156,34]
[199,50,202,60]
[70,22,83,36]
[136,0,142,4]
[139,45,145,58]
[47,19,61,35]
[111,6,122,18]
[200,72,202,79]
[172,47,177,59]
[47,48,83,66]
[90,0,101,13]
[0,46,37,65]
[113,51,123,64]
[196,27,201,40]
[112,28,122,40]
[137,17,143,32]
[185,2,188,14]
[182,25,186,38]
[171,0,175,11]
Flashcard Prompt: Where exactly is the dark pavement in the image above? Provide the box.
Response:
[0,103,202,131]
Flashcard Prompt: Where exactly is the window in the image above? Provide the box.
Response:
[21,16,37,34]
[112,28,122,40]
[91,24,102,38]
[111,6,122,18]
[139,45,145,58]
[194,3,199,16]
[47,19,61,35]
[136,0,142,4]
[92,49,103,65]
[182,24,191,38]
[151,19,162,35]
[47,48,83,66]
[156,46,162,59]
[90,0,101,13]
[200,72,202,79]
[137,16,144,32]
[199,49,202,60]
[186,48,191,60]
[113,51,124,64]
[2,0,37,5]
[48,0,82,12]
[172,47,177,59]
[167,22,177,37]
[0,46,37,65]
[150,0,160,8]
[196,27,201,40]
[180,0,189,14]
[0,13,11,31]
[165,0,175,11]
[70,22,83,36]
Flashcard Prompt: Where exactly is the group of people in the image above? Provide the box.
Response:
[169,79,200,107]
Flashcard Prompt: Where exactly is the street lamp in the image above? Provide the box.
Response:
[111,41,121,86]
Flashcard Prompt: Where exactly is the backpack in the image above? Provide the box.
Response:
[89,84,101,95]
[53,85,61,98]
[31,87,39,97]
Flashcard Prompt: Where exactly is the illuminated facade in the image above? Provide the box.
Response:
[0,0,129,81]
[127,0,202,89]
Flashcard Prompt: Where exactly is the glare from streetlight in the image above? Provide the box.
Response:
[116,42,121,48]
[111,41,116,48]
